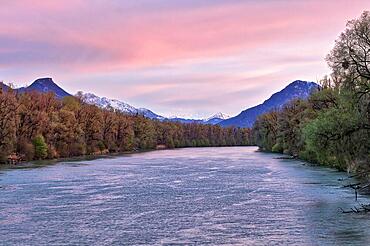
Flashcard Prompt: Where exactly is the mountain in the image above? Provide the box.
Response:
[166,113,230,125]
[80,92,232,124]
[80,92,165,120]
[1,78,318,127]
[204,112,230,125]
[0,82,11,92]
[1,78,166,121]
[81,92,138,114]
[137,108,166,120]
[80,91,233,124]
[219,80,319,128]
[1,78,71,99]
[18,78,71,99]
[166,117,204,124]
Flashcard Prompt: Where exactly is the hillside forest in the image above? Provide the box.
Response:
[0,90,251,162]
[253,11,370,173]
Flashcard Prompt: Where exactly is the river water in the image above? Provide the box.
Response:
[0,147,369,245]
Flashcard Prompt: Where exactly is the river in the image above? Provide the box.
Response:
[0,147,369,245]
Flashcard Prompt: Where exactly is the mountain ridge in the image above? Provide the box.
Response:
[218,80,319,128]
[1,78,319,127]
[80,92,227,123]
[79,92,166,120]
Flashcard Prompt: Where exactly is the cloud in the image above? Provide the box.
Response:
[1,0,370,117]
[1,0,366,71]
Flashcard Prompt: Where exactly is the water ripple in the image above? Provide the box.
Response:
[0,147,369,245]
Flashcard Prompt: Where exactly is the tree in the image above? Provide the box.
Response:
[252,111,278,151]
[326,11,370,95]
[274,99,312,156]
[0,88,17,161]
[77,104,103,154]
[116,114,135,151]
[33,135,48,159]
[303,91,370,171]
[102,110,119,152]
[133,116,156,150]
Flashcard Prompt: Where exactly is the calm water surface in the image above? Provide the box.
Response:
[0,147,369,245]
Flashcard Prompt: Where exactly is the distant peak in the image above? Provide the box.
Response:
[291,80,306,83]
[27,77,71,98]
[36,77,53,80]
[80,92,98,97]
[219,79,320,128]
[207,112,230,121]
[33,77,54,84]
[288,80,318,87]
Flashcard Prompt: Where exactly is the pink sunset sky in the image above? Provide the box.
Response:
[1,0,370,118]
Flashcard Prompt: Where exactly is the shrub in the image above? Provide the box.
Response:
[272,143,283,153]
[18,140,35,161]
[33,135,48,159]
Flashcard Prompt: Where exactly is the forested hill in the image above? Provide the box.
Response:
[0,89,252,163]
[2,78,232,124]
[2,78,319,129]
[219,80,319,128]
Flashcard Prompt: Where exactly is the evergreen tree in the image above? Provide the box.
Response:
[33,135,48,160]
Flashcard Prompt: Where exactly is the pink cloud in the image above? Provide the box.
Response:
[1,0,369,73]
[1,0,370,117]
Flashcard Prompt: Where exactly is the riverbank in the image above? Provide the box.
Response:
[258,147,370,197]
[4,145,369,199]
[0,149,153,170]
[0,145,253,170]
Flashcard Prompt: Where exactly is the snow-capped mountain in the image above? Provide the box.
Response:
[137,108,166,120]
[207,112,230,121]
[0,82,11,92]
[166,117,204,124]
[80,92,137,114]
[204,112,231,125]
[79,92,165,120]
[166,112,230,125]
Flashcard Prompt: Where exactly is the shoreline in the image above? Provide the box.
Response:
[3,146,368,191]
[2,145,369,198]
[0,145,254,170]
[0,149,152,170]
[258,148,370,195]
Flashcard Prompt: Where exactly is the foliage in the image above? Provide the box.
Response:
[33,135,48,160]
[252,111,278,151]
[303,92,369,171]
[252,11,370,173]
[0,90,252,163]
[0,88,17,159]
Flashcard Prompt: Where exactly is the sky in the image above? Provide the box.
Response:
[1,0,370,119]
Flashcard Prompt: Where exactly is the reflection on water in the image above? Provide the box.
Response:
[0,147,369,245]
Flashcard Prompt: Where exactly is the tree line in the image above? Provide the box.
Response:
[252,11,370,173]
[0,89,252,162]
